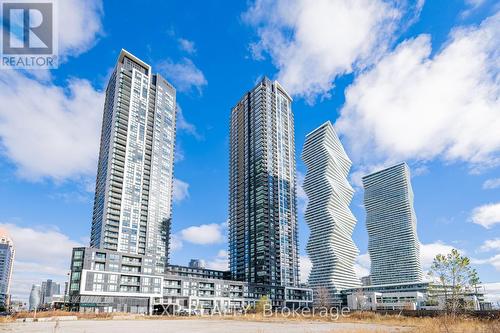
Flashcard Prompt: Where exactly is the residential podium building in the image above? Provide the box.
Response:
[90,49,177,270]
[0,233,14,308]
[302,121,360,301]
[68,247,312,314]
[229,77,300,289]
[362,162,423,285]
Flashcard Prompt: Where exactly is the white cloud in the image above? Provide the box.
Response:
[0,0,105,182]
[206,250,229,271]
[335,13,500,169]
[296,171,308,214]
[482,282,500,304]
[480,238,500,252]
[473,254,500,271]
[354,253,371,278]
[461,0,487,18]
[173,178,190,203]
[158,58,207,93]
[217,249,228,258]
[243,0,422,102]
[0,70,104,181]
[471,202,500,229]
[465,0,486,7]
[178,38,197,54]
[176,104,201,139]
[483,178,500,189]
[420,241,457,271]
[0,223,83,301]
[169,234,183,252]
[299,255,312,284]
[58,0,104,57]
[180,223,224,245]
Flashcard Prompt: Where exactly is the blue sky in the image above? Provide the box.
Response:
[0,0,499,302]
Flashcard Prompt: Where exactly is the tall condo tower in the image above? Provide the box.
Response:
[229,77,299,287]
[0,232,14,308]
[90,50,177,268]
[302,122,360,300]
[362,162,423,285]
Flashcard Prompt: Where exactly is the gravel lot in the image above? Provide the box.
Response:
[0,318,409,332]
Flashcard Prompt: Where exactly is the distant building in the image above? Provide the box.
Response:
[29,284,41,311]
[188,259,206,269]
[361,276,372,287]
[90,49,177,269]
[0,233,14,309]
[229,77,299,288]
[302,121,360,302]
[9,300,27,312]
[362,163,423,285]
[41,279,61,305]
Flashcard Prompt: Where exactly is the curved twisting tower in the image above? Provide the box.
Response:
[302,121,360,302]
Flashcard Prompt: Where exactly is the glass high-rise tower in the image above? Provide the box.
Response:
[90,50,177,268]
[229,77,299,287]
[0,233,14,308]
[362,162,423,285]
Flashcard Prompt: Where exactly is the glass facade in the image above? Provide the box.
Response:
[229,77,299,287]
[90,50,176,268]
[0,235,14,307]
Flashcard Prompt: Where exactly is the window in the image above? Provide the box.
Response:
[70,282,79,291]
[93,284,103,292]
[94,273,104,283]
[108,274,118,283]
[93,252,106,260]
[108,285,117,292]
[93,262,105,271]
[73,251,83,260]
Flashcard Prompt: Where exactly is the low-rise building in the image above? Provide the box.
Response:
[343,281,487,311]
[68,247,312,314]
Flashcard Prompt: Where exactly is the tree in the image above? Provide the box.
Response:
[255,296,270,314]
[469,268,481,294]
[314,286,331,308]
[428,249,481,316]
[353,288,367,310]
